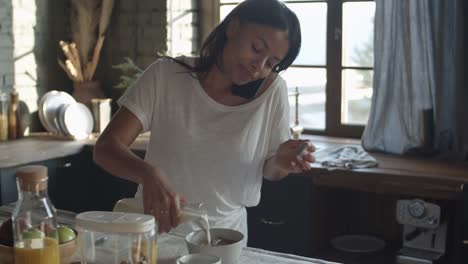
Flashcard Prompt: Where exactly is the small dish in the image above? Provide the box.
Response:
[61,102,93,139]
[40,91,76,134]
[177,253,221,264]
[330,234,386,253]
[57,104,70,136]
[38,91,54,133]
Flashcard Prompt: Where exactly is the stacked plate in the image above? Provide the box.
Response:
[39,91,93,139]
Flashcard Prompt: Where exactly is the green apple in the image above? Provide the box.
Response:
[58,226,76,243]
[22,228,44,239]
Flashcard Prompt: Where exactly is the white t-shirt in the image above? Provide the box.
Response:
[118,57,291,240]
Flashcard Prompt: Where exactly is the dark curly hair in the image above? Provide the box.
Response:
[173,0,301,78]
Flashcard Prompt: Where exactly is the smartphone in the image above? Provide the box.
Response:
[231,78,266,99]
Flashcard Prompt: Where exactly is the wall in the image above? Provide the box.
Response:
[0,0,13,92]
[0,0,68,131]
[0,0,199,132]
[100,0,168,106]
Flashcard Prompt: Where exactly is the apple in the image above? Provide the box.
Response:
[58,226,76,244]
[22,228,44,239]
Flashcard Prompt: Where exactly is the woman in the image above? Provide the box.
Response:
[93,0,315,240]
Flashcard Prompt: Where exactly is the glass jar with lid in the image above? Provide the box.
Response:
[75,211,158,264]
[11,165,60,264]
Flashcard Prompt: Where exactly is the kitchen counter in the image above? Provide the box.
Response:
[0,135,86,168]
[156,232,340,264]
[0,132,150,169]
[0,204,341,264]
[2,133,467,200]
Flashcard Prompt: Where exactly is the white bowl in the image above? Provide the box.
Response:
[177,253,221,264]
[185,228,244,264]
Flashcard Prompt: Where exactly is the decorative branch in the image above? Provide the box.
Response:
[58,0,114,83]
[86,35,105,81]
[69,42,83,81]
[99,0,114,36]
[70,0,100,69]
[58,59,76,82]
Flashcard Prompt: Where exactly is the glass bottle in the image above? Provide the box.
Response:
[11,165,60,264]
[8,89,18,140]
[0,93,7,141]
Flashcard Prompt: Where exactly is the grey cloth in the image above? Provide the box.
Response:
[313,145,378,169]
[362,0,466,160]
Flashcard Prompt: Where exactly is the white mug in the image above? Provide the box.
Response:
[177,253,221,264]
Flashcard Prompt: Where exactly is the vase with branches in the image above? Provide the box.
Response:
[58,0,114,107]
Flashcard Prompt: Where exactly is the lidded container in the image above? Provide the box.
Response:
[75,211,158,264]
[12,165,60,264]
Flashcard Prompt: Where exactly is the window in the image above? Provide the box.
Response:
[204,0,375,137]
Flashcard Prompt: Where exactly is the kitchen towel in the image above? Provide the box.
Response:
[313,145,378,169]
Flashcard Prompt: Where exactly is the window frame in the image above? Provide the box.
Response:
[199,0,375,138]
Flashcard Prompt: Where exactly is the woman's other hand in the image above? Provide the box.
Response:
[276,139,316,173]
[264,139,316,181]
[142,165,185,234]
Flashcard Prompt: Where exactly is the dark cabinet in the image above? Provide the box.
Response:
[48,146,138,213]
[0,146,138,213]
[0,155,76,205]
[247,175,313,257]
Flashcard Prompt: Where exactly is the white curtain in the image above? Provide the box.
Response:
[362,0,466,160]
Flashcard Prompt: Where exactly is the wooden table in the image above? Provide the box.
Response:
[302,135,468,200]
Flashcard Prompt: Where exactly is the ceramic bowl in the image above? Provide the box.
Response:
[185,228,244,264]
[0,227,78,264]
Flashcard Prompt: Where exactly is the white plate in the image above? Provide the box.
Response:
[62,102,93,139]
[38,91,53,132]
[330,234,386,253]
[40,91,76,134]
[57,104,70,136]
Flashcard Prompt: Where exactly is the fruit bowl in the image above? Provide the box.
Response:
[0,226,78,264]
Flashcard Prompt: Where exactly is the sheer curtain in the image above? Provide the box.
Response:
[362,0,466,161]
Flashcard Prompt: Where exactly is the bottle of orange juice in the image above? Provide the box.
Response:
[11,165,60,264]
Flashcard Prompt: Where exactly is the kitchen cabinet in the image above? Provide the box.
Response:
[0,155,77,205]
[247,174,313,257]
[0,139,138,213]
[48,146,138,213]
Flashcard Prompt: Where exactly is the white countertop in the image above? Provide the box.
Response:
[0,204,340,264]
[157,232,340,264]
